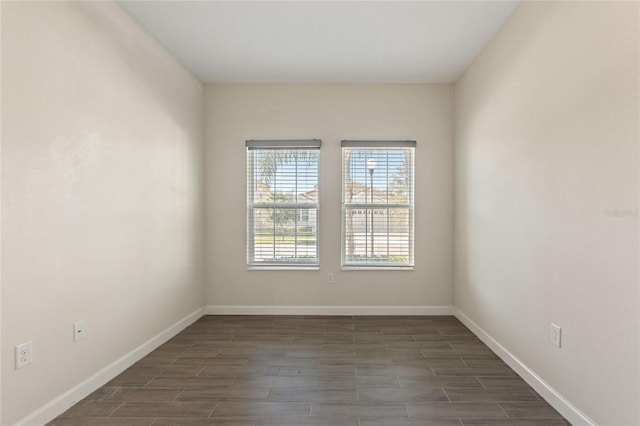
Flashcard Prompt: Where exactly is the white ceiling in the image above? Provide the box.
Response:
[119,1,520,84]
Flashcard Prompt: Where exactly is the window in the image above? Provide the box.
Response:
[341,140,415,268]
[247,140,320,267]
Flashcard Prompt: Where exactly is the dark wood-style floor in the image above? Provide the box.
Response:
[49,315,568,425]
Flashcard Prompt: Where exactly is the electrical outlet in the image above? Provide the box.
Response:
[15,341,33,369]
[74,321,86,342]
[327,273,335,284]
[550,323,561,348]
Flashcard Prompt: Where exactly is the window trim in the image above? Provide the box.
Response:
[340,140,415,269]
[246,139,321,269]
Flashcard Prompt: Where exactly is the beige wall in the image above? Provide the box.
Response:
[205,84,454,308]
[1,2,204,424]
[454,2,639,425]
[4,1,637,424]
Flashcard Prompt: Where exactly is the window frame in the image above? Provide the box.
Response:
[341,140,415,270]
[246,139,321,269]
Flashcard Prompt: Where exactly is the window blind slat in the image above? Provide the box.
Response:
[341,140,416,148]
[247,139,321,149]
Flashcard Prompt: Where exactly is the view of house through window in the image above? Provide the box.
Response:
[341,141,415,267]
[246,140,320,267]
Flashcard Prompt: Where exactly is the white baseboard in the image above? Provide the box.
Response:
[205,305,454,316]
[14,307,204,426]
[15,305,591,426]
[454,308,596,426]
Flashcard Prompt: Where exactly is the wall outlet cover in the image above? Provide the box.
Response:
[16,341,33,369]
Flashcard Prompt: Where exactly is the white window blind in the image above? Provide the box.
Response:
[341,140,415,268]
[247,140,320,267]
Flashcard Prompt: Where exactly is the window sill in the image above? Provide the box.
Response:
[341,266,414,271]
[247,266,320,271]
